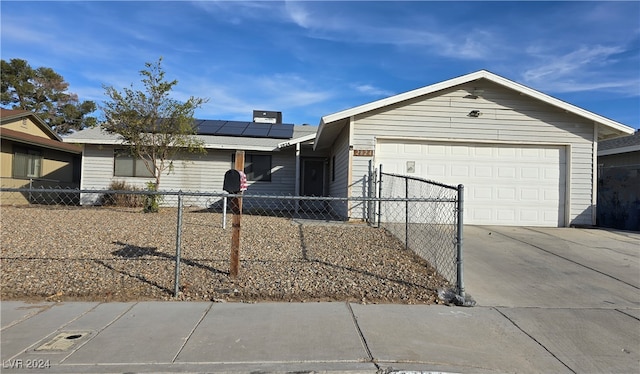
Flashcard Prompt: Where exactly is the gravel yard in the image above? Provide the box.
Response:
[0,205,450,304]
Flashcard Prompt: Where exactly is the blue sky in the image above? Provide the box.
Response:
[2,1,639,129]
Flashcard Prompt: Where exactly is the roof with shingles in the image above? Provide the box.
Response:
[63,123,318,152]
[598,130,640,155]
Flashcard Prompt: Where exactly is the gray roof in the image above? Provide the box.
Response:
[63,124,317,152]
[598,130,640,156]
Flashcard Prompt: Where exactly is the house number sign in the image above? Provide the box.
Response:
[353,149,374,157]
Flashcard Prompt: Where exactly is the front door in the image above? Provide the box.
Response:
[300,159,326,212]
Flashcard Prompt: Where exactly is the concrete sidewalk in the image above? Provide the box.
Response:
[1,226,639,373]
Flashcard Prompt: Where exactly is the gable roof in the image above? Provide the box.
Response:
[0,108,81,153]
[0,108,62,141]
[315,70,635,149]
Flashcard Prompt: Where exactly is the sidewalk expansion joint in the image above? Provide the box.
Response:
[494,307,576,374]
[171,301,215,363]
[345,302,379,371]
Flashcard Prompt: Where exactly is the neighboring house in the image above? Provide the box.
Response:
[63,116,323,206]
[314,70,635,227]
[1,109,82,204]
[597,131,640,231]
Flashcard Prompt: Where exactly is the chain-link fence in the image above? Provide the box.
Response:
[1,179,466,303]
[374,170,465,300]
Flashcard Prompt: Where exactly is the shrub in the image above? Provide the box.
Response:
[100,180,145,207]
[143,181,161,213]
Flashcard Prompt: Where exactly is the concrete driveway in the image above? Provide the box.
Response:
[464,225,639,308]
[461,225,640,373]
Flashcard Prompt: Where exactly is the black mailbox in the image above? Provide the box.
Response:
[223,169,248,193]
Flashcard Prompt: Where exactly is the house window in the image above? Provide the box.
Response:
[231,153,272,181]
[13,147,42,178]
[114,150,154,178]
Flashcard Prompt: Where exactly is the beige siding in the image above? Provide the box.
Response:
[1,118,52,139]
[350,80,596,226]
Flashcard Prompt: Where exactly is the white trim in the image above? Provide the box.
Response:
[373,135,572,148]
[347,116,355,214]
[592,125,598,225]
[202,143,277,152]
[277,133,316,149]
[66,138,278,152]
[318,70,634,141]
[565,145,572,227]
[294,142,301,197]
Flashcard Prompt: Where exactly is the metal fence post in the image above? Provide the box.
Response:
[377,165,383,228]
[456,184,465,298]
[222,194,227,229]
[174,191,184,298]
[405,177,409,251]
[367,160,373,224]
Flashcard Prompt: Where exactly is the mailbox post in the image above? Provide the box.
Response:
[222,151,246,278]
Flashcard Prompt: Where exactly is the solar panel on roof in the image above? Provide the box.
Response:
[267,125,294,139]
[196,119,295,139]
[217,125,247,136]
[196,120,225,135]
[223,121,251,128]
[242,124,271,137]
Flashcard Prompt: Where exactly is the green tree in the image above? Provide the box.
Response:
[102,57,207,194]
[0,58,97,134]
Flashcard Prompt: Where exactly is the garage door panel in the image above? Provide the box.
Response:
[520,210,540,222]
[497,167,516,178]
[520,188,540,201]
[376,141,566,227]
[451,165,469,177]
[521,167,540,179]
[428,165,446,176]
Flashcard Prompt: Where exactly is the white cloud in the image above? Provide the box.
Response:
[521,44,639,95]
[181,72,334,122]
[524,45,625,82]
[284,1,312,29]
[352,84,394,97]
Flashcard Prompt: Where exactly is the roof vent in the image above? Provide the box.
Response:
[253,110,282,124]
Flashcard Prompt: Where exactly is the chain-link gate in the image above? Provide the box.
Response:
[371,167,467,303]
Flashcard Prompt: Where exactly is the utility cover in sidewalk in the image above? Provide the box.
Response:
[35,331,91,351]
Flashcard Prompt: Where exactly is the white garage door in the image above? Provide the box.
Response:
[376,140,566,227]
